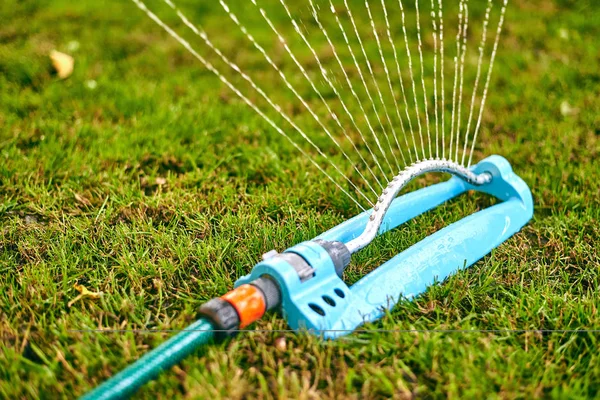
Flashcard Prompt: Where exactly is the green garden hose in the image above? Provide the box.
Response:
[84,276,281,399]
[82,318,215,400]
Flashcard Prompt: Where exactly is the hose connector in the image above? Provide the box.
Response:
[198,276,281,336]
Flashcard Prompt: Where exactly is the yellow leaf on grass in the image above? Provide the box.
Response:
[50,50,74,79]
[68,284,103,307]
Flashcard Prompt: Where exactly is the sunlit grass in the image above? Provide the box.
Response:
[1,0,599,398]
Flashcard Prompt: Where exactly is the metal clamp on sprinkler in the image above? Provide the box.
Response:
[83,155,533,399]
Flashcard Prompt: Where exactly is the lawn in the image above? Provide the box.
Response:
[1,0,599,398]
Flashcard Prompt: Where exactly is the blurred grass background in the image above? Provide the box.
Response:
[1,0,599,398]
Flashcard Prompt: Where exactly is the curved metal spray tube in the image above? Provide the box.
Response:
[345,159,492,254]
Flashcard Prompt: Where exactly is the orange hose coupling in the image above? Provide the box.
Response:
[221,284,266,328]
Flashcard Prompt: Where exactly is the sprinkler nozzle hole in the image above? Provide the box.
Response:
[322,295,336,307]
[309,303,325,316]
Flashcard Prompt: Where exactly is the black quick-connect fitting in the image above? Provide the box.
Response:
[197,298,240,338]
[313,239,351,277]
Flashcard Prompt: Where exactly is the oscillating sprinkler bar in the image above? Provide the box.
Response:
[346,159,492,253]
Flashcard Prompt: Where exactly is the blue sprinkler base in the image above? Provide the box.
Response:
[236,155,533,339]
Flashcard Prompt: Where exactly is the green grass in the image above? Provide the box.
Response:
[1,0,600,398]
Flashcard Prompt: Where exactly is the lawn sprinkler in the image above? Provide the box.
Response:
[83,155,533,399]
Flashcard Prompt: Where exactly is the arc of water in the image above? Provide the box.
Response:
[449,0,463,162]
[461,0,493,165]
[327,0,397,176]
[308,0,394,180]
[211,0,377,201]
[132,0,370,208]
[379,0,420,163]
[397,0,427,160]
[455,0,470,161]
[414,0,433,159]
[343,0,407,168]
[250,0,380,196]
[276,0,386,191]
[468,0,509,167]
[340,0,405,170]
[364,0,414,165]
[135,0,506,209]
[438,0,446,160]
[429,0,440,159]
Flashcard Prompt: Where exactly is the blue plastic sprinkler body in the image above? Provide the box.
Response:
[82,155,533,400]
[236,155,533,338]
